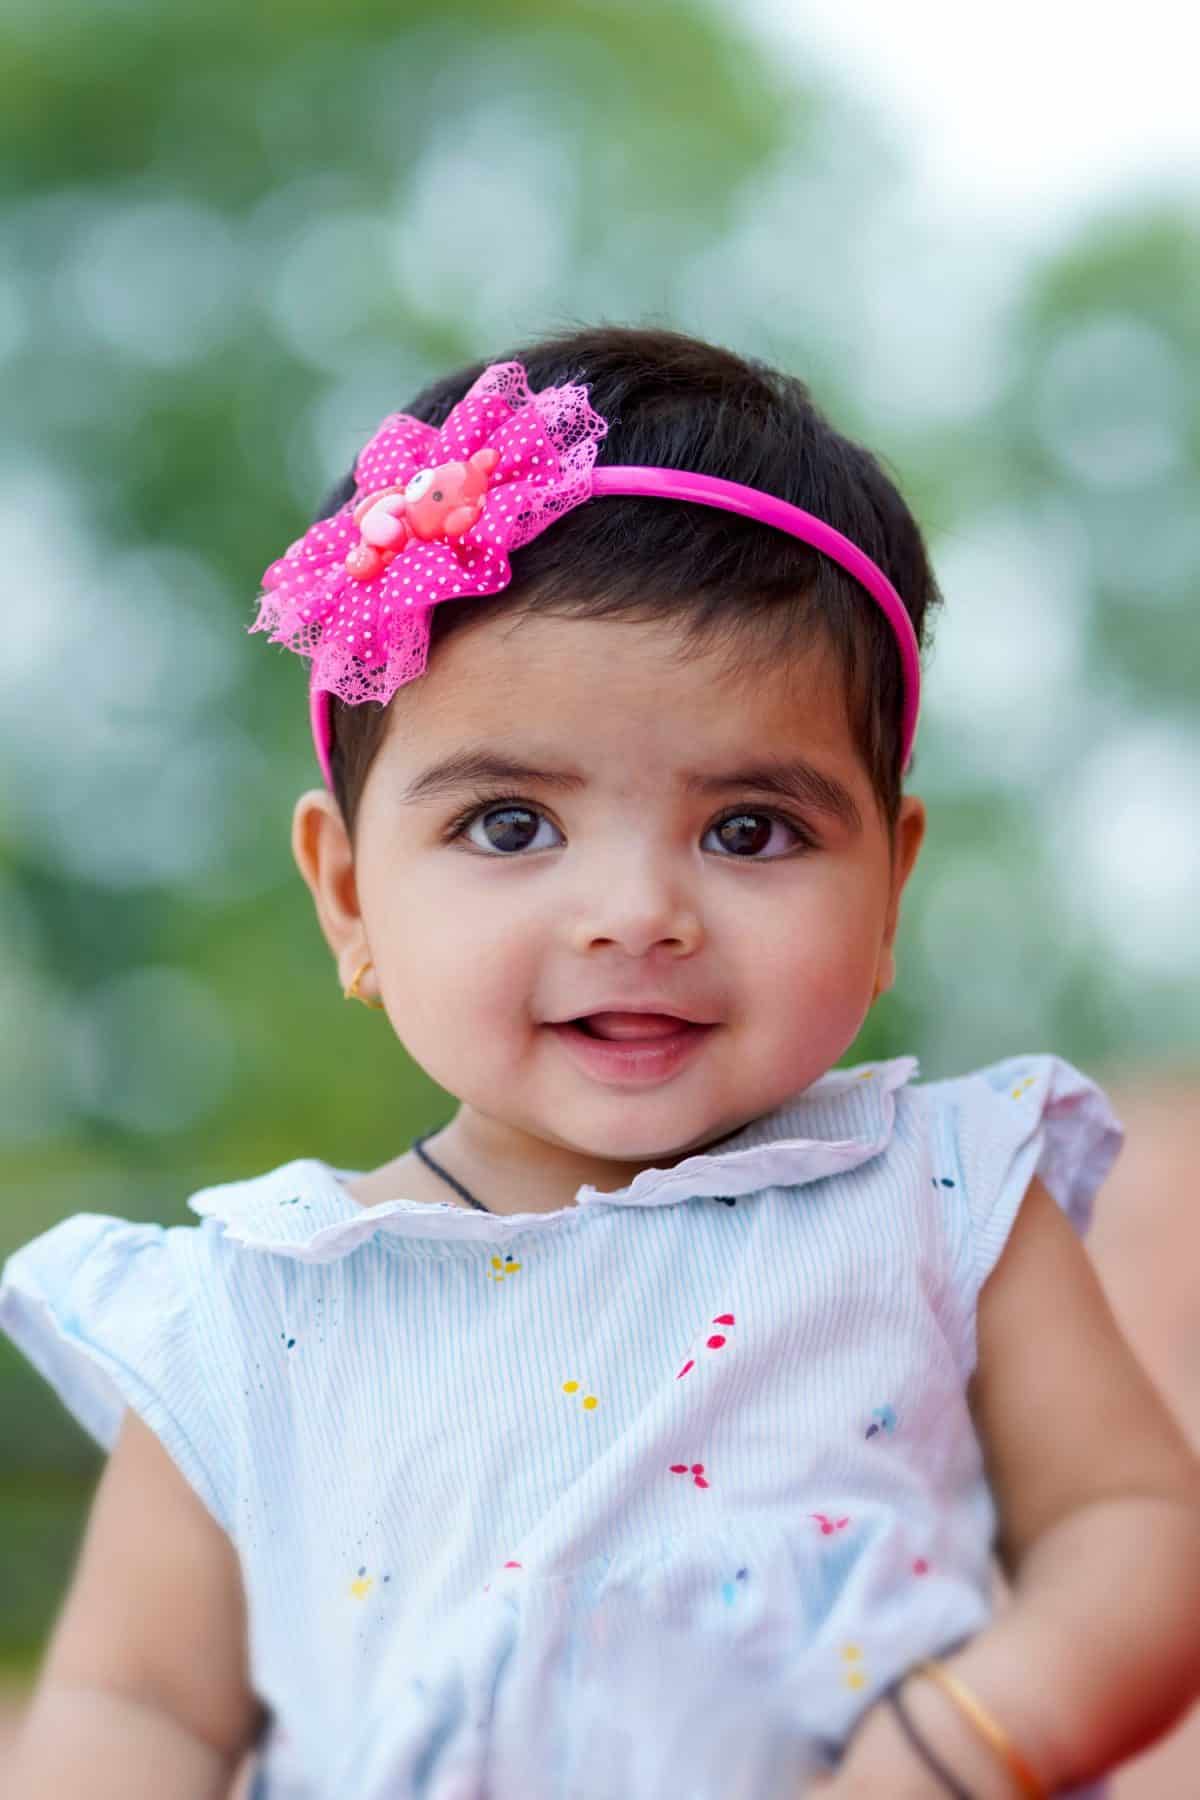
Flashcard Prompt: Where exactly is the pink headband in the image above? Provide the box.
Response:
[250,361,921,790]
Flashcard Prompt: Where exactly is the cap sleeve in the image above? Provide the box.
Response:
[0,1213,234,1535]
[930,1055,1122,1301]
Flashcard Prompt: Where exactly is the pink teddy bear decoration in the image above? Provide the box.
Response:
[345,446,502,581]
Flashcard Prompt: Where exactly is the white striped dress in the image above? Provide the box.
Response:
[0,1055,1119,1798]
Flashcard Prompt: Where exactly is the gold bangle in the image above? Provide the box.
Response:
[911,1660,1046,1799]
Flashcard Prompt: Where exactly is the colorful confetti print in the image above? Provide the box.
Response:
[670,1461,710,1488]
[865,1404,897,1439]
[349,1564,391,1600]
[483,1559,524,1592]
[676,1311,736,1378]
[562,1379,598,1411]
[721,1567,749,1606]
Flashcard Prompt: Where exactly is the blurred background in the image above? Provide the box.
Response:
[1,0,1198,1788]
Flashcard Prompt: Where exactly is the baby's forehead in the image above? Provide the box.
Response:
[379,619,862,798]
[408,606,846,721]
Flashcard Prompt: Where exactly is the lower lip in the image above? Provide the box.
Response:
[547,1020,714,1086]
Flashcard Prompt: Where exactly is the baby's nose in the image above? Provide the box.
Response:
[568,893,704,959]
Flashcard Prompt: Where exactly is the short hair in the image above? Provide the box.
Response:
[314,325,940,836]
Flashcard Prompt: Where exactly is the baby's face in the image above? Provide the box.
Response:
[344,611,922,1167]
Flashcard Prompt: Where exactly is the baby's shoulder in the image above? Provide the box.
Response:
[908,1051,1086,1109]
[886,1051,1121,1281]
[897,1052,1119,1185]
[0,1155,376,1538]
[186,1154,349,1247]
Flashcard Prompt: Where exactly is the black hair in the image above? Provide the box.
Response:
[316,325,940,836]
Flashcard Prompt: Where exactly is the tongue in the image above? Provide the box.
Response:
[584,1012,688,1040]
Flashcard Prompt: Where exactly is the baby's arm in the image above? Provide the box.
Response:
[8,1408,264,1798]
[824,1174,1200,1795]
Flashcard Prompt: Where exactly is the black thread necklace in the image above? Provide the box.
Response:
[411,1132,490,1214]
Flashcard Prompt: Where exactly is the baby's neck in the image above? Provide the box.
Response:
[419,1118,661,1215]
[349,1109,746,1217]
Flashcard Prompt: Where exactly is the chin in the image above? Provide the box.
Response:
[562,1114,733,1167]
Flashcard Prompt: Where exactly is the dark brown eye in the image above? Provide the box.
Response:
[432,490,443,502]
[715,813,774,855]
[479,807,540,852]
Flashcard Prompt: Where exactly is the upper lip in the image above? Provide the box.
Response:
[548,1004,714,1025]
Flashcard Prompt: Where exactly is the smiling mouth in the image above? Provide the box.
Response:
[546,1015,713,1086]
[568,1013,699,1041]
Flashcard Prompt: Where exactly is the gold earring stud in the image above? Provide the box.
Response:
[344,958,386,1010]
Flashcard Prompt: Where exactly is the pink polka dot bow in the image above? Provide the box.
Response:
[250,362,608,709]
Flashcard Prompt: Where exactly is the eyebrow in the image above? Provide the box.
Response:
[400,749,862,831]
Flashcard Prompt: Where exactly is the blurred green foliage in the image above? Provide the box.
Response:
[2,0,1198,1664]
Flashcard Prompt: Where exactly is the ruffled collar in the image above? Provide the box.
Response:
[187,1057,916,1261]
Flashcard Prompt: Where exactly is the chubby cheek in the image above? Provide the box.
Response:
[375,884,539,1064]
[742,879,885,1061]
[760,946,872,1060]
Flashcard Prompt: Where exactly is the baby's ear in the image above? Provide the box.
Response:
[892,793,925,893]
[875,795,925,997]
[291,788,367,986]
